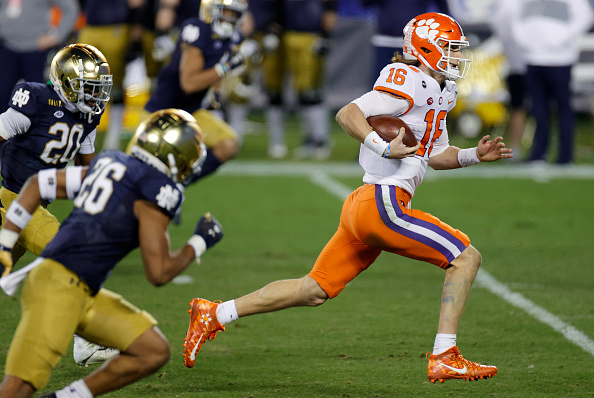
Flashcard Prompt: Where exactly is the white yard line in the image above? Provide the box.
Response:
[301,168,594,358]
[221,161,594,181]
[218,161,594,356]
[476,271,594,356]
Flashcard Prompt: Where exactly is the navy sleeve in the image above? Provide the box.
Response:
[8,82,41,117]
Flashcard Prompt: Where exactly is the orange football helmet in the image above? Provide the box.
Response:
[403,13,471,81]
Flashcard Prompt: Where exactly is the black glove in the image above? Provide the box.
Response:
[125,39,143,64]
[194,212,223,249]
[311,37,331,57]
[214,50,245,77]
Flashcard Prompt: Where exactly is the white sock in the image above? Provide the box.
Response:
[226,103,249,140]
[432,333,456,355]
[216,299,239,326]
[103,104,124,150]
[55,379,93,398]
[266,106,285,147]
[301,104,329,143]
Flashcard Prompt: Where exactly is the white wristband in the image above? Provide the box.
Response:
[187,234,207,262]
[457,147,480,167]
[65,166,83,199]
[214,63,227,78]
[38,169,58,201]
[363,131,389,157]
[0,228,19,249]
[5,201,33,230]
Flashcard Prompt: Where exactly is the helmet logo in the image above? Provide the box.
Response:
[415,19,440,42]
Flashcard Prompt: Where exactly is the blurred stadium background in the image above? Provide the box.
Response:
[87,0,594,165]
[1,1,593,396]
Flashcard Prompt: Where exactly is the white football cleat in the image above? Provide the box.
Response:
[73,335,119,367]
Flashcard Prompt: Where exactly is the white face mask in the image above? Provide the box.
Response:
[212,21,235,38]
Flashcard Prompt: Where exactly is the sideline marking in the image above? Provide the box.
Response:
[221,161,594,181]
[306,170,594,357]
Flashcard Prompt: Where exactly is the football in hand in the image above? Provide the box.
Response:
[367,115,418,147]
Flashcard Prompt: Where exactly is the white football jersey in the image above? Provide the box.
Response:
[352,62,458,197]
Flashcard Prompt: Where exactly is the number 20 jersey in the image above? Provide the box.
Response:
[0,82,99,194]
[41,151,184,295]
[355,63,458,197]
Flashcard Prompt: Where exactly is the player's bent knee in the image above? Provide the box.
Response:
[210,138,240,163]
[127,327,171,373]
[458,245,482,271]
[300,276,328,307]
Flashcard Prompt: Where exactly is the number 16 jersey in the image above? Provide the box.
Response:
[353,63,458,197]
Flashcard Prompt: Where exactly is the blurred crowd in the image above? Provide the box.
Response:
[1,0,593,164]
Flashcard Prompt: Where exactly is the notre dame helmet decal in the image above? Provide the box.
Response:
[127,109,207,185]
[49,43,113,115]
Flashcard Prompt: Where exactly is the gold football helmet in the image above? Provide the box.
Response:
[199,0,248,38]
[49,43,113,115]
[127,109,207,185]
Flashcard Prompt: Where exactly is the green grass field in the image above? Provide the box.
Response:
[1,112,593,397]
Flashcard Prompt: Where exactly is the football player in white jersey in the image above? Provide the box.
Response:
[182,12,512,383]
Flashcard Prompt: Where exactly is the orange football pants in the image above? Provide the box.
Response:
[308,184,470,298]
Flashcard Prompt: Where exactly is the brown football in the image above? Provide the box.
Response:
[367,115,418,147]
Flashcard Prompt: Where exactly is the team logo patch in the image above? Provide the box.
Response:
[439,97,443,105]
[427,97,434,105]
[11,88,30,108]
[54,111,64,118]
[182,24,200,43]
[422,81,427,88]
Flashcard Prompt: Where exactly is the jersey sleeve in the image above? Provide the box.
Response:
[352,90,410,118]
[372,63,419,115]
[138,172,185,219]
[8,82,40,117]
[79,129,97,155]
[180,19,209,50]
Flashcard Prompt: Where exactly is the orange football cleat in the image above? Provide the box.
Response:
[183,298,225,368]
[427,346,497,383]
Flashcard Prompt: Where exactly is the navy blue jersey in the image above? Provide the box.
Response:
[41,151,184,294]
[145,18,242,114]
[363,0,450,37]
[175,0,201,28]
[85,0,130,25]
[284,0,324,32]
[251,0,281,32]
[0,82,100,194]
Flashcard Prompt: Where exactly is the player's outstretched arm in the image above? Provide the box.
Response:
[137,208,224,286]
[0,166,88,276]
[429,135,513,170]
[476,135,513,162]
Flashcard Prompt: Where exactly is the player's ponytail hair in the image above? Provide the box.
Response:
[391,52,420,66]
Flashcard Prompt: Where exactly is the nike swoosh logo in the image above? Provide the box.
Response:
[189,332,204,361]
[373,139,379,144]
[448,100,453,104]
[442,363,467,374]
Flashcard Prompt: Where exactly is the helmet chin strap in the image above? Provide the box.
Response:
[213,21,234,38]
[167,153,180,183]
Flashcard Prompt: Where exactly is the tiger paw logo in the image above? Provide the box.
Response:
[415,18,440,41]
